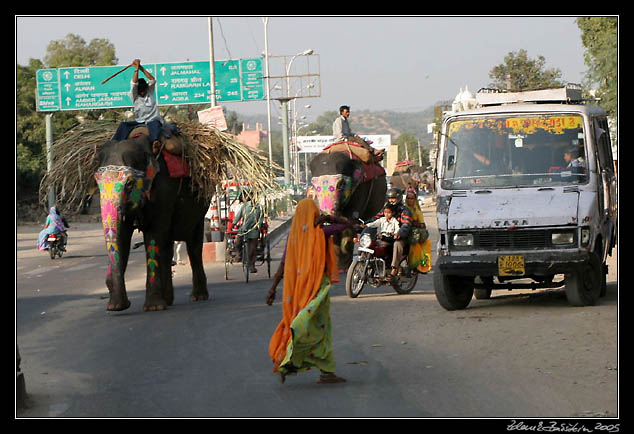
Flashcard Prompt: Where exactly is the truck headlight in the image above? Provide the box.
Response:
[359,234,372,248]
[452,233,474,247]
[551,232,575,245]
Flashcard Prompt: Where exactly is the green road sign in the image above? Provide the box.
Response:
[36,58,265,112]
[36,69,61,112]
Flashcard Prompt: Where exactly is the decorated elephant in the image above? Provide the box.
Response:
[96,135,209,311]
[309,150,387,269]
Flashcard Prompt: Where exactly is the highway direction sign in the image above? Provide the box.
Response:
[36,58,265,112]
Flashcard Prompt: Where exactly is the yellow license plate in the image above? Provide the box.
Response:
[498,255,525,276]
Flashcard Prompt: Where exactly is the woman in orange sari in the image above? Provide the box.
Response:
[266,198,349,384]
[405,189,432,274]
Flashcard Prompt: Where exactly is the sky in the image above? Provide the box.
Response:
[15,15,589,124]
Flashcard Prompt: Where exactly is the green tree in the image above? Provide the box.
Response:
[576,17,617,118]
[45,34,117,68]
[489,49,564,91]
[17,34,120,197]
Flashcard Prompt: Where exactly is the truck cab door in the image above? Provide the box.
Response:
[593,118,617,255]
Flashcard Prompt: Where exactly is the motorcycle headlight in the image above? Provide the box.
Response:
[359,234,372,248]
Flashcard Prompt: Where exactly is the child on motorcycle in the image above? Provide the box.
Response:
[363,203,399,241]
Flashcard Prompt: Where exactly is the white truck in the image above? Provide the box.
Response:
[434,85,617,309]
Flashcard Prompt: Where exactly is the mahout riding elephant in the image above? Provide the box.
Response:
[309,151,387,269]
[95,135,209,312]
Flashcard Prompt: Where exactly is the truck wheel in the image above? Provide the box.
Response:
[564,252,602,306]
[434,271,474,310]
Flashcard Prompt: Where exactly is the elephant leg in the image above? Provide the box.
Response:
[186,220,209,302]
[332,232,353,272]
[105,218,134,311]
[142,234,171,311]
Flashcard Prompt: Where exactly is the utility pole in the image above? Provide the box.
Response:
[262,17,273,175]
[208,17,217,107]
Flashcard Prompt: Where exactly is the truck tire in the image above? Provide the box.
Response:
[433,271,474,310]
[564,251,602,306]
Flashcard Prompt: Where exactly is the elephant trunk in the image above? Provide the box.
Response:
[95,166,148,310]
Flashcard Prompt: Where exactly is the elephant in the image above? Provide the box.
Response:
[309,151,387,269]
[95,135,210,312]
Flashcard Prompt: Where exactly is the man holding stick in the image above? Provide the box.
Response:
[112,59,164,151]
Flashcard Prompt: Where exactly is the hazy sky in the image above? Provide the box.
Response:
[16,15,589,123]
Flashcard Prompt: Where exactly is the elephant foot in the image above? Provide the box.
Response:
[190,293,209,302]
[107,298,131,312]
[144,294,168,312]
[143,304,168,312]
[190,285,209,303]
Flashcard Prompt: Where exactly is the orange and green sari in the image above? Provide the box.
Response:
[268,199,339,377]
[407,199,432,273]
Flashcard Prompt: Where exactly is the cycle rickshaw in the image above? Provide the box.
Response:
[223,216,271,282]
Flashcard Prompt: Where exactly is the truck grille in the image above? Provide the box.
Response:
[477,230,549,250]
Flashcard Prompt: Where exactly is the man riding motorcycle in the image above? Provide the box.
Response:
[364,188,412,280]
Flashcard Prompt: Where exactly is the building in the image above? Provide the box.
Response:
[237,123,268,152]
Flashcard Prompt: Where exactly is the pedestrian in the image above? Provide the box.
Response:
[173,241,186,265]
[266,198,350,384]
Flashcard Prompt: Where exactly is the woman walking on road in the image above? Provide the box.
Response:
[266,198,349,384]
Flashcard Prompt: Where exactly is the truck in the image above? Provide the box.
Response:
[433,84,617,309]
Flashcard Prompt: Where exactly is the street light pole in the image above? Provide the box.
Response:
[262,17,274,174]
[283,49,313,186]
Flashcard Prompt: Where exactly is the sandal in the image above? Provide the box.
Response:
[317,373,346,384]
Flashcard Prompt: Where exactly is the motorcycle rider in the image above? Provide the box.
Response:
[37,206,70,251]
[365,188,412,280]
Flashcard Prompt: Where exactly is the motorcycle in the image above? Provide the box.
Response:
[345,226,418,298]
[46,232,67,260]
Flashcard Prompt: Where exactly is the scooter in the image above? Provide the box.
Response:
[345,226,418,298]
[46,232,67,260]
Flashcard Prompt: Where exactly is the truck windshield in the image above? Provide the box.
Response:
[442,114,587,189]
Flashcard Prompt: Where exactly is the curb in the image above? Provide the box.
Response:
[200,216,293,263]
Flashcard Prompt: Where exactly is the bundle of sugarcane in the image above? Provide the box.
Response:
[178,122,280,205]
[38,119,118,215]
[39,119,282,216]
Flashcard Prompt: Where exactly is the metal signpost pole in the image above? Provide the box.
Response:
[208,17,217,107]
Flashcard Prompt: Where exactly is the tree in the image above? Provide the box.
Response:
[45,34,117,68]
[488,49,564,91]
[576,17,617,118]
[17,34,120,197]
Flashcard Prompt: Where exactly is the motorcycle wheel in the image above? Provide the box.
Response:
[392,258,418,294]
[49,244,56,260]
[345,260,367,298]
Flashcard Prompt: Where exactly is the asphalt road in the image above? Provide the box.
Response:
[16,201,619,420]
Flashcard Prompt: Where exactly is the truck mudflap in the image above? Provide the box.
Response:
[436,251,591,277]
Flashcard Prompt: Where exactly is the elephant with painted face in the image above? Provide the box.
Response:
[95,136,209,312]
[309,151,387,269]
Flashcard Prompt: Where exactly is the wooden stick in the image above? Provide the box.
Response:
[101,63,133,85]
